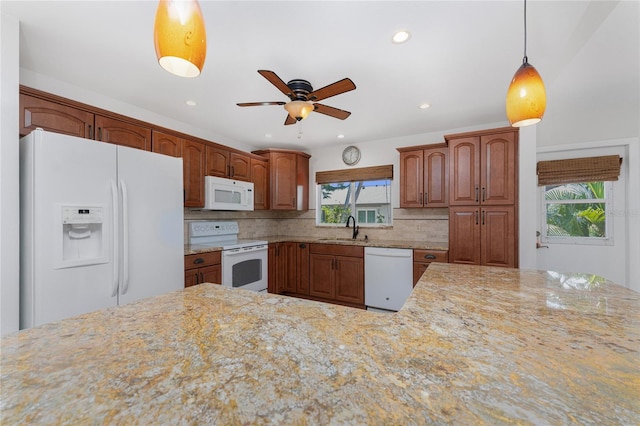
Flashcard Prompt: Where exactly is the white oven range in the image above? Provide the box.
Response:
[188,221,268,293]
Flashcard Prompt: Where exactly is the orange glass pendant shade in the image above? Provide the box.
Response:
[284,101,314,121]
[154,0,206,78]
[506,60,546,127]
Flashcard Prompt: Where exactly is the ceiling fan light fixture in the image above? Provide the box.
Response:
[284,100,314,121]
[506,0,546,126]
[154,0,206,78]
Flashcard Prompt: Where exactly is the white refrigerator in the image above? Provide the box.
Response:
[20,129,184,329]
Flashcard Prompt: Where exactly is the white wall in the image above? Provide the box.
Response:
[0,11,20,335]
[536,139,639,291]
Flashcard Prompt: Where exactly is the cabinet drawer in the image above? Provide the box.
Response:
[413,249,448,263]
[310,244,363,258]
[184,251,221,270]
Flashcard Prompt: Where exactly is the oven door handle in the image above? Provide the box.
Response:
[223,245,267,256]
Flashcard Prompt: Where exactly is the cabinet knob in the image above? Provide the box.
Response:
[299,243,306,249]
[424,254,436,260]
[193,257,205,264]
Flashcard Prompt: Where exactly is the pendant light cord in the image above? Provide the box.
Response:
[523,0,528,64]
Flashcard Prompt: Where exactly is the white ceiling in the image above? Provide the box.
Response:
[2,1,638,150]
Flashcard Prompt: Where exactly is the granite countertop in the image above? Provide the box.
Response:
[186,236,448,255]
[2,263,638,424]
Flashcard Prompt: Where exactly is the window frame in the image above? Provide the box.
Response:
[316,179,393,227]
[539,181,614,246]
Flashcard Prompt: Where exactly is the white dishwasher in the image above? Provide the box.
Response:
[364,247,413,312]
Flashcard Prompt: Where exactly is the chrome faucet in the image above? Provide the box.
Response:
[345,215,359,240]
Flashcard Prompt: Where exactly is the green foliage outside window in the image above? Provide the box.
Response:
[544,182,606,238]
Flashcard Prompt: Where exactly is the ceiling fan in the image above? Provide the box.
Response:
[237,70,356,125]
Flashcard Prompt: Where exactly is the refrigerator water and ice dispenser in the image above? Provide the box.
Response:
[58,205,107,268]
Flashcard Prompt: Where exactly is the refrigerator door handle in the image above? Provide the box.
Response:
[120,179,130,295]
[110,180,119,298]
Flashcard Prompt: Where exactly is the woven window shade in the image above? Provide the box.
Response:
[316,165,393,184]
[537,155,622,186]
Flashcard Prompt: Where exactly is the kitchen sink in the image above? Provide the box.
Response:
[317,237,367,242]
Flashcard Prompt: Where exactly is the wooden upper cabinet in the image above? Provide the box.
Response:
[205,145,230,178]
[229,153,251,182]
[481,132,516,205]
[449,137,480,205]
[398,144,448,208]
[95,115,151,151]
[271,152,297,209]
[19,93,94,138]
[251,157,269,210]
[399,150,424,207]
[152,131,182,157]
[182,139,206,208]
[253,149,311,211]
[448,128,517,206]
[206,146,252,182]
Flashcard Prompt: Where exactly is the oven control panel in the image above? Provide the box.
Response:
[189,221,239,238]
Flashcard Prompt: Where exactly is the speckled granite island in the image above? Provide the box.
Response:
[2,264,639,424]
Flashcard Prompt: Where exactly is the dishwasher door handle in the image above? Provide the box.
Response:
[365,252,412,259]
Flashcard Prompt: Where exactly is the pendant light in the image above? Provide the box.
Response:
[154,0,206,78]
[506,0,546,127]
[284,101,314,121]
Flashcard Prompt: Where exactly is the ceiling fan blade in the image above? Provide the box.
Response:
[258,70,294,99]
[237,102,286,107]
[284,114,297,126]
[312,103,351,120]
[307,78,356,102]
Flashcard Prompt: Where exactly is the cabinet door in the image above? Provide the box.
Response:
[449,207,481,264]
[334,256,364,305]
[309,253,335,299]
[424,147,448,207]
[20,93,94,138]
[277,242,298,294]
[200,265,222,284]
[480,132,517,205]
[182,139,206,207]
[296,243,310,295]
[268,244,277,293]
[449,137,480,205]
[251,158,269,210]
[95,115,151,150]
[152,131,182,157]
[270,152,297,210]
[185,271,199,288]
[205,145,229,178]
[230,153,251,182]
[413,262,429,286]
[481,206,516,267]
[399,150,424,207]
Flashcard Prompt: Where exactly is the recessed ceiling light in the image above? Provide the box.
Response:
[419,103,431,109]
[392,30,411,44]
[185,100,197,107]
[337,134,345,139]
[265,133,272,139]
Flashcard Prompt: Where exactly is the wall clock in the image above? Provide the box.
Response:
[342,145,361,166]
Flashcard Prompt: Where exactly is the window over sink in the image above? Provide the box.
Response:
[315,165,393,227]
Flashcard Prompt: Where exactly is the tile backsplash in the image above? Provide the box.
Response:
[184,208,448,244]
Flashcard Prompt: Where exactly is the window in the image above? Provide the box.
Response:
[318,180,392,226]
[540,181,613,245]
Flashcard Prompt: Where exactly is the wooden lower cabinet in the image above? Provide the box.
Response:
[449,206,516,268]
[268,242,310,295]
[412,249,449,285]
[309,244,364,307]
[184,251,221,287]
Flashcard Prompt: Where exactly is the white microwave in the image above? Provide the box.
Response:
[203,176,254,211]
